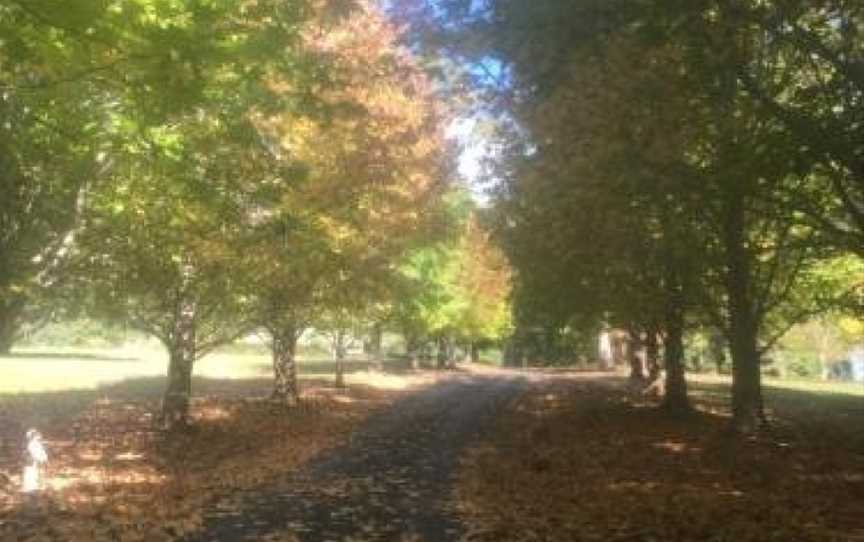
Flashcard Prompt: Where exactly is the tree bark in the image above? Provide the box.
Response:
[626,329,646,382]
[0,300,22,355]
[162,297,196,430]
[271,328,299,405]
[366,323,383,357]
[661,282,690,414]
[334,331,347,389]
[645,329,660,382]
[724,188,766,433]
[0,327,13,355]
[405,333,420,369]
[436,335,448,370]
[470,342,480,363]
[729,319,764,432]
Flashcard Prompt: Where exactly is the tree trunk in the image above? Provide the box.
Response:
[163,346,194,430]
[662,285,690,414]
[271,329,299,405]
[0,328,13,355]
[470,342,480,363]
[162,297,196,431]
[724,189,766,433]
[626,329,645,382]
[436,335,448,370]
[729,321,764,432]
[366,323,383,358]
[0,300,22,355]
[645,329,660,382]
[334,332,346,389]
[503,340,517,367]
[405,333,420,370]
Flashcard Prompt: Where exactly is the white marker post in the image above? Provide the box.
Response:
[22,429,48,493]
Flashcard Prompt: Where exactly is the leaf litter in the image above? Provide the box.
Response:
[0,378,409,541]
[454,375,864,541]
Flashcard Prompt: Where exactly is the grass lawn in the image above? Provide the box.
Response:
[0,344,392,394]
[0,344,399,432]
[689,372,864,398]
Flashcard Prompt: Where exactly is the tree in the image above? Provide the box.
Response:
[245,0,450,398]
[404,0,860,428]
[389,189,471,365]
[725,2,864,256]
[64,0,319,428]
[76,118,259,429]
[452,213,511,362]
[0,1,115,352]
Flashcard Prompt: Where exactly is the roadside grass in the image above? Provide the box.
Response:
[0,344,393,394]
[688,372,864,398]
[456,372,864,541]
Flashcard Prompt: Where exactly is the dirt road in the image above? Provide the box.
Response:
[187,371,526,541]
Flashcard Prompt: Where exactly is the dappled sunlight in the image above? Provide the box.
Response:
[605,480,661,493]
[652,440,700,454]
[193,405,233,421]
[0,375,404,541]
[689,373,864,398]
[457,375,864,541]
[0,349,166,394]
[345,370,440,391]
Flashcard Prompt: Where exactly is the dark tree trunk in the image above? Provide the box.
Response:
[436,336,448,370]
[661,283,690,414]
[626,329,645,382]
[729,315,764,432]
[470,342,480,363]
[405,333,420,369]
[645,329,660,382]
[0,301,22,355]
[0,330,13,355]
[163,347,194,430]
[162,297,196,430]
[724,189,766,433]
[503,340,517,367]
[366,323,383,357]
[271,329,299,405]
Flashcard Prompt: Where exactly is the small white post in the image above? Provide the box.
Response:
[22,429,48,493]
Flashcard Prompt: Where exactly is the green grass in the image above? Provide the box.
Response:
[687,372,864,451]
[688,372,864,397]
[0,344,394,394]
[0,344,408,432]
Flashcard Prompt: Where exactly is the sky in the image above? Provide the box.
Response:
[447,115,494,204]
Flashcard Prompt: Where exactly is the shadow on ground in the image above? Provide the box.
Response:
[185,371,528,542]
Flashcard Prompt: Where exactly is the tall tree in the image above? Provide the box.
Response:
[66,0,319,428]
[247,0,450,399]
[404,0,858,428]
[0,0,321,353]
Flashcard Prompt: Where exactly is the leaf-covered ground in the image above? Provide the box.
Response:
[456,374,864,541]
[0,372,434,541]
[185,371,525,541]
